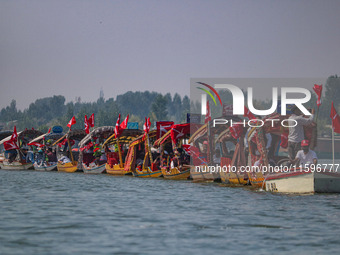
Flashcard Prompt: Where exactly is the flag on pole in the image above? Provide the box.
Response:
[143,117,151,136]
[84,115,90,134]
[48,127,51,133]
[67,116,76,129]
[120,115,129,130]
[27,142,44,147]
[170,123,190,144]
[88,113,95,127]
[11,126,18,142]
[330,102,340,133]
[114,114,129,138]
[205,101,211,123]
[3,139,19,151]
[156,121,174,139]
[313,84,323,108]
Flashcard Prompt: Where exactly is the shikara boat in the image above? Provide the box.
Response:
[127,130,163,178]
[78,126,115,174]
[103,129,142,175]
[29,128,65,171]
[0,129,43,170]
[53,129,87,173]
[153,123,193,180]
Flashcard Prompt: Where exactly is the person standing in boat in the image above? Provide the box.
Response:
[288,106,315,162]
[293,140,317,168]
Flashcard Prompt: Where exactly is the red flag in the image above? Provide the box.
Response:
[330,102,340,133]
[205,101,211,123]
[114,114,121,137]
[156,121,174,139]
[244,106,256,120]
[84,115,90,134]
[119,114,129,130]
[11,126,18,142]
[313,84,323,108]
[48,127,51,133]
[4,139,19,151]
[229,124,244,139]
[67,116,76,129]
[170,123,190,144]
[114,114,129,138]
[143,117,151,135]
[88,113,95,127]
[27,142,44,147]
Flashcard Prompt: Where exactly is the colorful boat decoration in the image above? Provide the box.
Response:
[153,123,194,180]
[78,126,115,174]
[103,128,142,175]
[127,130,163,178]
[53,129,87,173]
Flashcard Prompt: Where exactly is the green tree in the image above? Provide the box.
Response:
[151,95,168,120]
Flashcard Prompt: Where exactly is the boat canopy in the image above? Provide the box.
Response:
[0,129,43,145]
[102,129,143,147]
[79,126,115,148]
[29,132,65,144]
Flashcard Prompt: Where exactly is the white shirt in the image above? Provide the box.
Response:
[296,149,317,167]
[288,114,314,143]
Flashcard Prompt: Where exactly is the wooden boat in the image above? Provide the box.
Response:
[33,162,57,171]
[126,130,163,178]
[53,129,87,173]
[82,163,106,174]
[264,168,340,193]
[153,123,194,180]
[103,129,142,175]
[78,126,115,174]
[29,129,64,171]
[0,129,43,170]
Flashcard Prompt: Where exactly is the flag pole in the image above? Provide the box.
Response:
[332,127,335,167]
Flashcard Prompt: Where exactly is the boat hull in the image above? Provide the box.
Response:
[265,170,340,193]
[161,166,191,180]
[57,162,79,173]
[83,163,106,174]
[133,167,163,178]
[105,163,131,175]
[1,161,33,170]
[34,162,57,171]
[190,165,219,182]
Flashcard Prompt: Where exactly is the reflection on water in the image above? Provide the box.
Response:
[0,170,340,255]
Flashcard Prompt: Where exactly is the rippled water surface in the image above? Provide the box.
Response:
[1,170,340,255]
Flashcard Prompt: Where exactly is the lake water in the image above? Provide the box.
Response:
[1,169,340,255]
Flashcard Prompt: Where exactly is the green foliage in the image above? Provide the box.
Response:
[0,91,190,132]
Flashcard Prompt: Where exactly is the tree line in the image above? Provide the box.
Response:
[0,91,190,133]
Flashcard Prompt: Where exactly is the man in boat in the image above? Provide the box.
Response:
[288,106,315,162]
[292,139,317,168]
[46,148,57,162]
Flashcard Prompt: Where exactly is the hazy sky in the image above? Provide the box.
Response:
[1,0,340,110]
